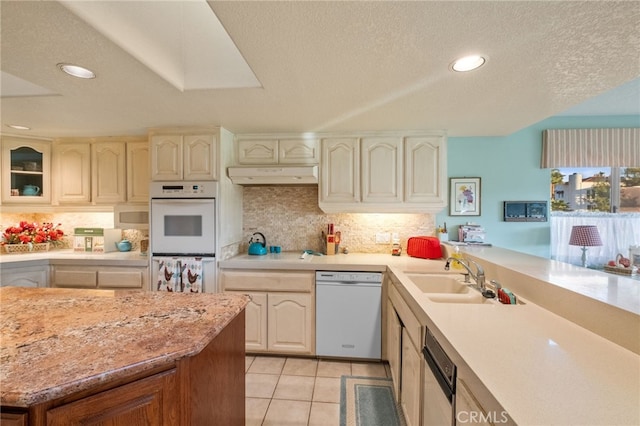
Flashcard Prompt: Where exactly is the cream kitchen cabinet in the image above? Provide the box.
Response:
[319,132,446,213]
[388,279,423,426]
[455,377,493,426]
[0,264,48,287]
[361,136,403,204]
[1,135,51,204]
[53,137,145,205]
[220,269,314,354]
[50,265,147,290]
[404,135,446,204]
[236,136,319,165]
[91,141,126,204]
[319,137,360,204]
[241,292,268,351]
[150,131,218,181]
[401,327,422,426]
[54,141,91,203]
[126,141,150,202]
[386,299,402,401]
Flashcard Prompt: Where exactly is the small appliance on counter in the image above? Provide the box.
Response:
[73,228,122,253]
[248,232,267,255]
[458,224,486,243]
[407,236,442,259]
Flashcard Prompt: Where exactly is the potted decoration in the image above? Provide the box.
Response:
[2,221,65,253]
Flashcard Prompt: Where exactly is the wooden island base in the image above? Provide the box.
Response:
[1,311,245,426]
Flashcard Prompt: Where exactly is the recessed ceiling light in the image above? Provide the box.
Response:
[6,124,31,130]
[451,55,486,72]
[57,63,96,79]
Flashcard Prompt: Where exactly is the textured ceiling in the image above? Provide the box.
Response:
[1,1,639,139]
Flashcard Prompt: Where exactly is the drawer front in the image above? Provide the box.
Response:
[53,269,97,288]
[221,269,313,292]
[98,270,143,288]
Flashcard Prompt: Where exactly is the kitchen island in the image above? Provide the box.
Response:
[0,287,249,425]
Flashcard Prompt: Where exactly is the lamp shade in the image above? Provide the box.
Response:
[569,225,602,247]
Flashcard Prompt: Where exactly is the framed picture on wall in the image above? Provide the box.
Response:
[449,177,481,216]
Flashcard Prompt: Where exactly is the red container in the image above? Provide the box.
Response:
[406,236,442,259]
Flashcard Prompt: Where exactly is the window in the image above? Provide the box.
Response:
[550,167,640,213]
[542,129,640,265]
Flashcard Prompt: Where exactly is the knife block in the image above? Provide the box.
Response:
[325,234,336,255]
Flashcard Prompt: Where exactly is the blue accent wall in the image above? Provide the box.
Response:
[436,115,640,258]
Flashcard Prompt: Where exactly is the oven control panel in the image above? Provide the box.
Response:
[150,181,218,198]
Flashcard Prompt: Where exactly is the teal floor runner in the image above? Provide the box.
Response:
[340,375,406,426]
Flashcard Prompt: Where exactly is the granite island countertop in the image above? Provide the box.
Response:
[0,287,250,408]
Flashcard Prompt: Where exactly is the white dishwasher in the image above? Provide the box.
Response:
[316,271,382,359]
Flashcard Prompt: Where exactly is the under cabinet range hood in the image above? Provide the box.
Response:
[227,165,318,185]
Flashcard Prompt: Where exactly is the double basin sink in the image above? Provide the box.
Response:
[405,273,524,305]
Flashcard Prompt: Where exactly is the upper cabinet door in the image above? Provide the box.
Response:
[1,136,51,204]
[127,141,150,202]
[237,139,278,164]
[404,135,446,204]
[361,137,403,204]
[92,141,126,204]
[150,134,183,180]
[320,138,360,204]
[183,134,217,180]
[54,142,91,204]
[279,139,319,164]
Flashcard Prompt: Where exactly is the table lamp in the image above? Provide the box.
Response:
[569,225,602,268]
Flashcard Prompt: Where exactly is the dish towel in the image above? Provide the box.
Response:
[155,257,203,292]
[155,257,180,292]
[180,257,203,293]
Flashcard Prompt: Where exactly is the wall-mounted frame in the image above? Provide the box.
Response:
[503,201,548,222]
[449,177,481,216]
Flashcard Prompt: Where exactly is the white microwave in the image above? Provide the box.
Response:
[114,203,149,230]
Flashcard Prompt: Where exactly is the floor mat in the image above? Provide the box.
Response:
[340,375,406,426]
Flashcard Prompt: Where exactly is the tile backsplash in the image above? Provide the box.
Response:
[1,185,438,255]
[0,212,147,250]
[242,185,437,254]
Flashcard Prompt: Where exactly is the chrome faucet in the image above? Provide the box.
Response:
[444,257,486,291]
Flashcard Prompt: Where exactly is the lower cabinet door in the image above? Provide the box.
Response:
[46,369,177,426]
[244,292,268,351]
[0,266,47,287]
[267,292,313,354]
[0,412,27,426]
[386,302,402,402]
[401,328,421,426]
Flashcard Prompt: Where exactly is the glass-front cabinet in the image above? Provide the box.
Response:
[1,136,51,204]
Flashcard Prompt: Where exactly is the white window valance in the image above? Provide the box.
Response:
[541,128,640,168]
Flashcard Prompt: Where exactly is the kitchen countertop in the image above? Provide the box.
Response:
[0,249,149,267]
[220,249,640,425]
[0,287,249,407]
[220,251,448,273]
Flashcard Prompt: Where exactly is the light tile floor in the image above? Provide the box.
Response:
[245,355,391,426]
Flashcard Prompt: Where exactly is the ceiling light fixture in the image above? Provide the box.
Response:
[6,124,31,130]
[57,63,96,79]
[451,55,486,72]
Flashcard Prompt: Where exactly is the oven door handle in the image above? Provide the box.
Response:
[423,346,454,403]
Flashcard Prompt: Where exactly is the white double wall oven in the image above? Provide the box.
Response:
[150,181,217,293]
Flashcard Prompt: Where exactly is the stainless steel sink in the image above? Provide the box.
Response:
[404,273,470,294]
